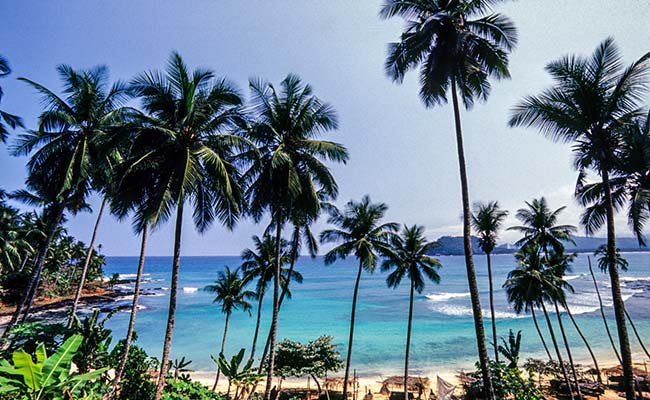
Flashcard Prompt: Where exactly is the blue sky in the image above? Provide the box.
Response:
[1,1,649,256]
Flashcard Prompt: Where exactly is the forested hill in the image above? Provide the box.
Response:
[429,235,646,256]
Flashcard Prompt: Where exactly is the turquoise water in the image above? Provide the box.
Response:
[99,252,650,376]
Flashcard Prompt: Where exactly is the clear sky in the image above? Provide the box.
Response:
[1,1,649,256]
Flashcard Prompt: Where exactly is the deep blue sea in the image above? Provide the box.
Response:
[99,253,650,376]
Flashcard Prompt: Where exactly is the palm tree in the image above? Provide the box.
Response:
[239,234,298,362]
[116,52,246,400]
[508,38,650,399]
[0,55,23,143]
[471,201,508,361]
[8,65,128,327]
[380,3,518,394]
[245,74,348,400]
[256,198,328,371]
[204,266,255,390]
[320,196,398,400]
[11,65,130,326]
[504,245,574,399]
[508,198,586,394]
[381,225,441,400]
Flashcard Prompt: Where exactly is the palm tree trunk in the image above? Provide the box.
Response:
[563,301,602,383]
[264,214,283,400]
[450,77,494,400]
[213,313,230,391]
[601,168,635,400]
[154,200,184,400]
[342,260,364,400]
[249,293,264,363]
[486,252,498,362]
[111,224,149,394]
[588,257,622,364]
[554,301,582,399]
[6,205,63,332]
[541,302,574,400]
[257,249,297,373]
[68,197,106,328]
[625,308,650,361]
[531,306,554,362]
[404,279,414,400]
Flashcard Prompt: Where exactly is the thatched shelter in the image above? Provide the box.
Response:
[380,376,431,392]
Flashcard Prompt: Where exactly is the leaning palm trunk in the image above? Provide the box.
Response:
[531,306,554,362]
[554,301,582,399]
[68,197,106,327]
[257,239,298,374]
[601,169,635,400]
[403,279,415,400]
[7,206,64,331]
[486,252,498,362]
[154,201,185,400]
[625,308,650,361]
[263,217,283,400]
[111,224,149,394]
[213,313,230,391]
[588,257,622,364]
[541,302,574,400]
[562,301,602,383]
[255,245,300,365]
[249,293,265,363]
[342,260,364,400]
[450,77,494,399]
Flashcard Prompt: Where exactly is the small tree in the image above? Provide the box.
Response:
[273,336,343,394]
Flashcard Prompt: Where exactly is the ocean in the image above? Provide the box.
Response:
[100,252,650,377]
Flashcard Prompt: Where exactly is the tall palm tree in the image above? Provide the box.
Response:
[471,201,508,361]
[204,266,255,390]
[504,245,574,399]
[245,74,348,400]
[15,65,129,326]
[8,65,128,327]
[380,3,517,394]
[0,55,23,143]
[509,38,650,399]
[381,225,441,400]
[320,196,398,400]
[116,52,246,400]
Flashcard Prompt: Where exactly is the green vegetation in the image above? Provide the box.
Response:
[0,334,105,400]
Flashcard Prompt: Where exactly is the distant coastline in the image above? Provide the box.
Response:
[429,235,647,256]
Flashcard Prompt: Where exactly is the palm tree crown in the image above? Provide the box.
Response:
[508,198,576,253]
[321,196,399,269]
[472,201,508,254]
[245,74,348,226]
[205,266,255,316]
[382,225,441,292]
[13,65,131,210]
[380,0,517,108]
[114,52,246,231]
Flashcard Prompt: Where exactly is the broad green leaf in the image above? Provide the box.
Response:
[41,334,82,388]
[12,349,43,391]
